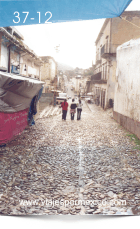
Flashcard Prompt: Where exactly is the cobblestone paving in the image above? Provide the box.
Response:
[0,102,140,215]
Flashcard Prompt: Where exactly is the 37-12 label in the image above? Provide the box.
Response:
[13,11,52,24]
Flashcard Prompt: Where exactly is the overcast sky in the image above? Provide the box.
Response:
[16,0,140,69]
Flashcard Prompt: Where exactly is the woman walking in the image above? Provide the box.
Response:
[77,99,83,120]
[61,99,68,120]
[70,98,77,120]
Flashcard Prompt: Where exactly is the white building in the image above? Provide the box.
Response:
[114,38,140,139]
[0,27,43,79]
[40,56,57,92]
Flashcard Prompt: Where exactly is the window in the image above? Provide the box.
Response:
[106,36,109,53]
[102,65,104,79]
[105,64,107,80]
[97,48,99,60]
[99,45,102,59]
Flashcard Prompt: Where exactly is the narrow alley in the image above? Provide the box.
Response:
[0,101,140,215]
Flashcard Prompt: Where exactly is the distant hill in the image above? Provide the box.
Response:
[57,62,74,71]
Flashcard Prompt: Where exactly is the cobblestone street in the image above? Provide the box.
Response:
[0,101,140,215]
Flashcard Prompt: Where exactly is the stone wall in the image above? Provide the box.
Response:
[114,39,140,121]
[39,93,54,104]
[114,38,140,138]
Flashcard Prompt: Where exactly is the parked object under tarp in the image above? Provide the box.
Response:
[0,71,44,113]
[0,71,44,145]
[0,108,28,145]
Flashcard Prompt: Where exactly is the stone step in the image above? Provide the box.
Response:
[50,107,59,116]
[44,106,54,118]
[39,107,50,118]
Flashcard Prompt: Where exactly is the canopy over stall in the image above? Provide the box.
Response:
[0,71,44,113]
[0,71,44,145]
[0,0,132,27]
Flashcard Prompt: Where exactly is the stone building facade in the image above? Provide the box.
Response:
[92,11,140,109]
[0,26,43,79]
[40,56,57,93]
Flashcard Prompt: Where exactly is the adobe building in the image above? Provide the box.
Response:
[40,56,57,93]
[92,11,140,109]
[0,26,43,79]
[114,38,140,139]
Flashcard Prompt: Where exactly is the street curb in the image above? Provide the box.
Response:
[85,101,93,112]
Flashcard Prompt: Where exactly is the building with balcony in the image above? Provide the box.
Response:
[0,26,43,79]
[93,11,140,109]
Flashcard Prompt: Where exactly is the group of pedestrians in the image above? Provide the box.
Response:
[61,98,83,121]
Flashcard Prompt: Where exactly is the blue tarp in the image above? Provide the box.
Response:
[0,0,132,27]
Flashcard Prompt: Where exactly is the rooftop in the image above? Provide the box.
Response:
[4,26,24,40]
[40,56,56,64]
[0,27,43,65]
[95,11,140,45]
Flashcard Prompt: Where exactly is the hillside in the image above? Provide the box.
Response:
[57,62,74,71]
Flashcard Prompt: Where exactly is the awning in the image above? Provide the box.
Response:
[0,71,44,113]
[91,72,101,81]
[0,0,132,27]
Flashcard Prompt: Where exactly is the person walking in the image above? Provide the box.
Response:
[77,99,83,120]
[70,98,77,120]
[61,99,68,120]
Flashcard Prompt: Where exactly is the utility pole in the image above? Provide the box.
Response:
[54,44,60,106]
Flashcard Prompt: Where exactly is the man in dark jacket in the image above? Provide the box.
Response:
[70,99,77,120]
[61,99,68,120]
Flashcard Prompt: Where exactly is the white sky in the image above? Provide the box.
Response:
[16,0,140,69]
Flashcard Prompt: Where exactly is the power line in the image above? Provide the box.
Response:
[119,16,140,29]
